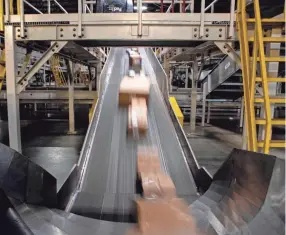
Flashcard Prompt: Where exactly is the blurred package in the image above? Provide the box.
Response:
[119,75,150,106]
[128,97,148,136]
[134,198,195,235]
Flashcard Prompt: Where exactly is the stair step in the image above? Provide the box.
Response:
[247,18,285,24]
[254,96,286,104]
[257,141,286,148]
[16,204,67,235]
[255,57,286,62]
[256,77,286,83]
[255,119,286,125]
[249,37,286,42]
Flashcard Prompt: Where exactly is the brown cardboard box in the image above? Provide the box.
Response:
[136,198,195,235]
[157,172,176,199]
[129,54,142,74]
[119,76,150,106]
[128,97,148,136]
[140,172,162,199]
[137,149,161,174]
[139,171,176,199]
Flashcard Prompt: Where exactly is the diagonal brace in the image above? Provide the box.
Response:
[214,41,241,66]
[16,41,67,94]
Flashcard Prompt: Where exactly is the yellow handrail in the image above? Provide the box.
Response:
[0,0,3,31]
[237,0,257,152]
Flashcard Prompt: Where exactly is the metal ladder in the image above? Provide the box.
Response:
[51,55,67,86]
[237,0,286,154]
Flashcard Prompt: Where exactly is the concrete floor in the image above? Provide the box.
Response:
[0,119,284,188]
[184,124,242,176]
[0,120,86,190]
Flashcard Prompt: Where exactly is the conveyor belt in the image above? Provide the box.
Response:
[67,48,198,220]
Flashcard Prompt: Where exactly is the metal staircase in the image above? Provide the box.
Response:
[237,0,286,154]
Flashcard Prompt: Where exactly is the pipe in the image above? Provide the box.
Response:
[182,0,185,12]
[137,0,142,36]
[204,0,218,12]
[23,0,43,14]
[54,0,68,13]
[78,0,82,37]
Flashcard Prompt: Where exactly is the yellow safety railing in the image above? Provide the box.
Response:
[0,49,5,91]
[89,97,98,123]
[237,0,286,153]
[0,0,3,32]
[169,96,184,127]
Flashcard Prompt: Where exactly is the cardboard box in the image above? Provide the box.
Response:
[140,172,162,199]
[128,97,148,136]
[137,148,161,174]
[157,172,176,199]
[136,198,195,235]
[119,76,150,106]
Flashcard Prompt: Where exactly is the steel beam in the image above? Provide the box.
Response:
[16,41,67,94]
[214,42,241,65]
[190,58,198,133]
[207,101,211,123]
[201,82,207,126]
[67,60,76,134]
[8,13,236,42]
[5,25,22,152]
[0,90,95,103]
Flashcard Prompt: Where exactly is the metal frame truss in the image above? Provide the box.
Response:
[16,41,67,94]
[7,13,236,42]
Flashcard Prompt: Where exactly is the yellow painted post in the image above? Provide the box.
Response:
[253,0,272,153]
[9,0,14,14]
[17,0,21,15]
[236,0,257,152]
[169,96,184,127]
[0,0,3,31]
[89,98,98,123]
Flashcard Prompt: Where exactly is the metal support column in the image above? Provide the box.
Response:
[207,101,211,123]
[163,54,171,93]
[239,97,244,128]
[96,61,102,92]
[242,120,247,150]
[5,26,22,152]
[67,60,76,134]
[190,58,198,133]
[201,82,206,126]
[185,66,189,88]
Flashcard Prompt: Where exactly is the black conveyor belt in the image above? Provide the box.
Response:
[67,48,198,220]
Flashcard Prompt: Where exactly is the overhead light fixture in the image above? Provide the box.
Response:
[134,6,147,10]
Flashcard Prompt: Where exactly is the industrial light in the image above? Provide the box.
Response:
[134,6,147,10]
